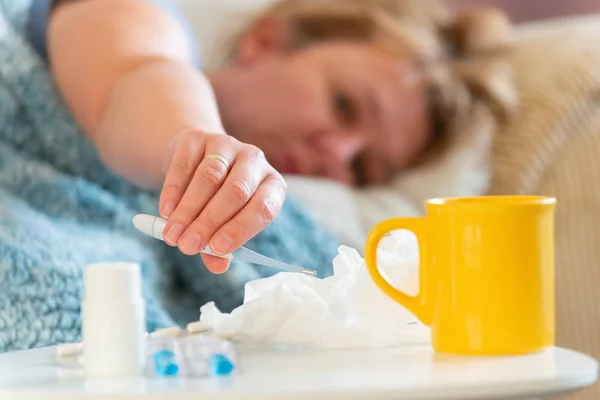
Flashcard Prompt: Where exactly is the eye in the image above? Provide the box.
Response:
[333,91,358,128]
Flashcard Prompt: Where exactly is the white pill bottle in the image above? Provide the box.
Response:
[82,262,146,378]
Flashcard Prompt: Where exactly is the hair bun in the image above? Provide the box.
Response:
[448,7,512,56]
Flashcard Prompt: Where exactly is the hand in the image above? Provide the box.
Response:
[158,130,287,274]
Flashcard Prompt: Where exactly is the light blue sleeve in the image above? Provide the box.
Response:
[26,0,201,67]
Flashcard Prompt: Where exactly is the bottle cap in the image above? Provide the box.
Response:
[84,262,142,303]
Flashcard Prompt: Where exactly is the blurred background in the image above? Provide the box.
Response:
[450,0,600,22]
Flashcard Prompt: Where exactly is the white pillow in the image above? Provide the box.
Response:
[283,176,366,250]
[170,0,493,251]
[170,0,277,70]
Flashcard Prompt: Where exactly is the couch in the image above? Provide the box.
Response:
[489,14,600,400]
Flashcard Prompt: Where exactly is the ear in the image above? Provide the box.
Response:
[236,17,289,65]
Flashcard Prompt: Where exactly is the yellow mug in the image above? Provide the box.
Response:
[365,196,556,355]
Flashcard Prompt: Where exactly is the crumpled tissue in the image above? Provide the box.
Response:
[199,230,430,349]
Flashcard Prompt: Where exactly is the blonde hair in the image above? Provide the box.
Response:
[236,0,518,165]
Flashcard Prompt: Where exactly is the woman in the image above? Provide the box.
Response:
[28,0,513,274]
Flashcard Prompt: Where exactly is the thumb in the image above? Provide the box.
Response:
[200,253,231,274]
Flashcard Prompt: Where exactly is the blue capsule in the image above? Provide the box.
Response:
[153,349,179,377]
[209,353,235,376]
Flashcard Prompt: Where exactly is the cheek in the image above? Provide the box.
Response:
[236,57,334,142]
[373,129,428,180]
[266,75,332,135]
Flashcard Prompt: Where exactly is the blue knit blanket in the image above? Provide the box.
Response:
[0,0,338,352]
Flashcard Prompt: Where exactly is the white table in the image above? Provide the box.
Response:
[0,345,596,400]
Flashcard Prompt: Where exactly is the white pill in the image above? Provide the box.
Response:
[149,326,186,339]
[213,330,236,341]
[56,342,83,357]
[186,321,211,335]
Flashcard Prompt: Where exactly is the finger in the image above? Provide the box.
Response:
[164,135,237,247]
[178,146,265,255]
[159,131,204,219]
[200,253,231,275]
[209,173,286,255]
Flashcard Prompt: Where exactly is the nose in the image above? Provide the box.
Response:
[312,131,365,166]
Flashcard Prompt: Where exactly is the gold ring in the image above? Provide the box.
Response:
[203,154,230,169]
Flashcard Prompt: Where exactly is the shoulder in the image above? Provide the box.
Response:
[26,0,201,67]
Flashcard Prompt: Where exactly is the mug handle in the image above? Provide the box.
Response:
[365,217,432,326]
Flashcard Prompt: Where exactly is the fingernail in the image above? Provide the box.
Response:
[210,234,233,255]
[161,201,176,218]
[180,232,202,254]
[165,223,184,244]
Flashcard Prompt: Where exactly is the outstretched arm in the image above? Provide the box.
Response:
[49,0,222,188]
[48,0,287,273]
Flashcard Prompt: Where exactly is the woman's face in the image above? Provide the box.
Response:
[209,40,432,186]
